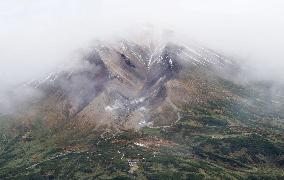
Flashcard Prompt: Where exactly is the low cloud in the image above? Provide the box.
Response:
[0,0,284,114]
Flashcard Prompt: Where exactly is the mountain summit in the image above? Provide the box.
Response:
[27,40,237,129]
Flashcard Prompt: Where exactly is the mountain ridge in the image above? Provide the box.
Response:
[22,39,240,129]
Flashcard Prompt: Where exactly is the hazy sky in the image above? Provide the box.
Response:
[1,0,284,88]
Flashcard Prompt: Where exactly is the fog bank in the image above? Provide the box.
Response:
[0,0,284,88]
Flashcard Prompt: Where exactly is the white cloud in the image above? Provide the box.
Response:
[0,0,284,87]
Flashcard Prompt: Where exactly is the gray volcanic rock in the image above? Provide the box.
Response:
[27,39,235,128]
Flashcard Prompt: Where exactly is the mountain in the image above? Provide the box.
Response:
[24,40,238,129]
[0,39,283,179]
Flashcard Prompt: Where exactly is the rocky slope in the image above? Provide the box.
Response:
[24,39,239,129]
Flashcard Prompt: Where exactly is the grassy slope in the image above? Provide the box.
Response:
[0,120,283,179]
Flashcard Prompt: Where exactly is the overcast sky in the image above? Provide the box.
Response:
[1,0,284,88]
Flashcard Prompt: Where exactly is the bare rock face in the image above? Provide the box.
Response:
[26,39,234,129]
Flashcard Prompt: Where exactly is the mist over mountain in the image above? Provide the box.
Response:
[0,36,283,179]
[1,0,284,89]
[0,1,284,179]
